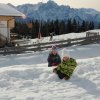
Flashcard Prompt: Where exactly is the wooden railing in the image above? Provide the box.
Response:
[0,35,100,55]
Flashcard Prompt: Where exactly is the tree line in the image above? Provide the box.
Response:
[11,19,95,39]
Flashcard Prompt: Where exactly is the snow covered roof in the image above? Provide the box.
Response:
[0,3,24,17]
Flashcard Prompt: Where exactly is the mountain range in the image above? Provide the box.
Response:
[9,1,100,25]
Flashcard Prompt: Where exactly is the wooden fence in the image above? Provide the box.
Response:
[0,35,100,55]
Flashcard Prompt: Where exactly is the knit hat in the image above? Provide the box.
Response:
[61,48,70,58]
[49,45,58,53]
[51,45,57,51]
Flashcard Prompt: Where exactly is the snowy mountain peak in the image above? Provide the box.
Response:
[47,0,58,6]
[16,1,100,24]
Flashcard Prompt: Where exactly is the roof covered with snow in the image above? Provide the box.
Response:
[0,3,24,17]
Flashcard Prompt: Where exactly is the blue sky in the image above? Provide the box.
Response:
[0,0,100,11]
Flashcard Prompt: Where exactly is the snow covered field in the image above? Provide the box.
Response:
[29,29,100,44]
[0,30,100,100]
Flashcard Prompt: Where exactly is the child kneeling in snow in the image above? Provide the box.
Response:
[47,45,61,67]
[53,56,77,80]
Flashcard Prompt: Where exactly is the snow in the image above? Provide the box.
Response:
[0,29,100,99]
[29,29,100,44]
[0,3,24,17]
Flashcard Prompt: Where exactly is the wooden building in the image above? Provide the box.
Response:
[0,3,25,47]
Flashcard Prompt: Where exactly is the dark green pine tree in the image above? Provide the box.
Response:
[59,20,66,35]
[98,23,100,29]
[80,21,86,32]
[54,20,60,35]
[15,22,29,38]
[33,20,39,38]
[24,23,29,38]
[76,21,81,33]
[89,22,94,30]
[67,19,72,33]
[48,21,55,34]
[72,19,77,32]
[43,22,49,37]
[85,21,90,31]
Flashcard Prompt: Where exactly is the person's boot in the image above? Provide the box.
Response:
[53,68,57,73]
[64,76,70,80]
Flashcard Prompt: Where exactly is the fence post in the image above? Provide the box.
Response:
[67,38,71,46]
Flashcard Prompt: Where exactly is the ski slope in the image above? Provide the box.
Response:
[0,43,100,100]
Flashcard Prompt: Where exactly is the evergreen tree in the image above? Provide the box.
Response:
[67,19,72,33]
[48,21,55,34]
[14,19,96,39]
[72,19,77,32]
[80,21,86,32]
[32,20,39,38]
[89,22,94,30]
[54,20,59,35]
[76,21,81,33]
[85,21,90,31]
[98,23,100,29]
[59,20,66,35]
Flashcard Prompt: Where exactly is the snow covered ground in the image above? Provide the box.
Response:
[29,29,100,44]
[0,29,100,100]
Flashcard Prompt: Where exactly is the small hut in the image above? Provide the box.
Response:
[0,3,25,46]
